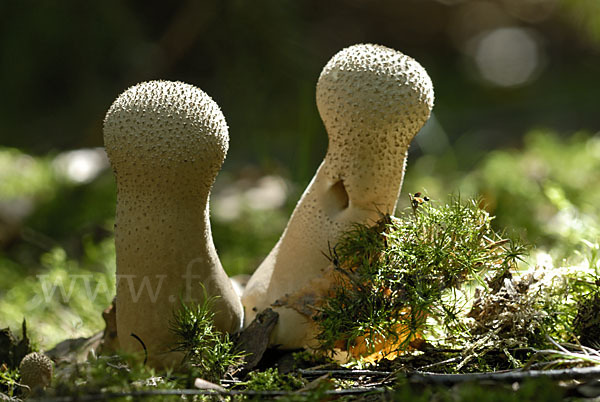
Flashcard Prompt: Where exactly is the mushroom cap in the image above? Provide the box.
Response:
[315,44,434,207]
[19,352,53,389]
[316,43,434,133]
[316,44,434,184]
[103,80,229,184]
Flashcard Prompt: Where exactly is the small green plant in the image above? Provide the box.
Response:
[539,240,600,345]
[314,195,527,359]
[242,368,305,391]
[169,296,243,383]
[49,353,178,399]
[0,366,21,397]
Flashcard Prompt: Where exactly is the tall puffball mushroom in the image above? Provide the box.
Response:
[104,80,243,367]
[243,44,434,350]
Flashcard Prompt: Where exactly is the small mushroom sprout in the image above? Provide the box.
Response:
[104,80,243,367]
[242,44,434,350]
[19,352,53,391]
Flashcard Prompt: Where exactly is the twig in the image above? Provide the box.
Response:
[572,336,589,357]
[526,359,589,371]
[30,386,388,401]
[523,349,600,369]
[406,366,600,385]
[560,342,600,358]
[299,369,392,378]
[416,356,461,371]
[130,333,148,365]
[546,335,570,354]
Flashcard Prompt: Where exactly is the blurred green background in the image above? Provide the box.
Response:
[0,0,599,348]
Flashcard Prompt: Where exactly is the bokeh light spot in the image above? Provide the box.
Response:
[471,27,544,88]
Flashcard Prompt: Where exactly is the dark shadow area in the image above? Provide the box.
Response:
[324,179,350,218]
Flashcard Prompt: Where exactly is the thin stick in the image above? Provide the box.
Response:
[406,366,600,385]
[546,335,570,354]
[299,369,393,377]
[29,386,388,401]
[417,356,460,371]
[130,333,148,365]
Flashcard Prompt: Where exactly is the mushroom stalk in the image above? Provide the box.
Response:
[103,80,243,368]
[242,44,434,350]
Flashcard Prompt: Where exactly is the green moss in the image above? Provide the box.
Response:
[242,368,305,391]
[170,297,244,383]
[314,196,527,357]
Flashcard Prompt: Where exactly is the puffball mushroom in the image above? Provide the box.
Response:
[103,80,243,368]
[242,44,434,350]
[19,352,53,391]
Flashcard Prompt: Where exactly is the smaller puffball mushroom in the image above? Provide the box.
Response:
[19,352,53,391]
[243,44,434,351]
[104,80,243,368]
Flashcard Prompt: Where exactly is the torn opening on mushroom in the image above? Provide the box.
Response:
[324,179,350,216]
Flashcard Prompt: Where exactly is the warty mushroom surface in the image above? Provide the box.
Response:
[242,44,435,351]
[103,80,243,368]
